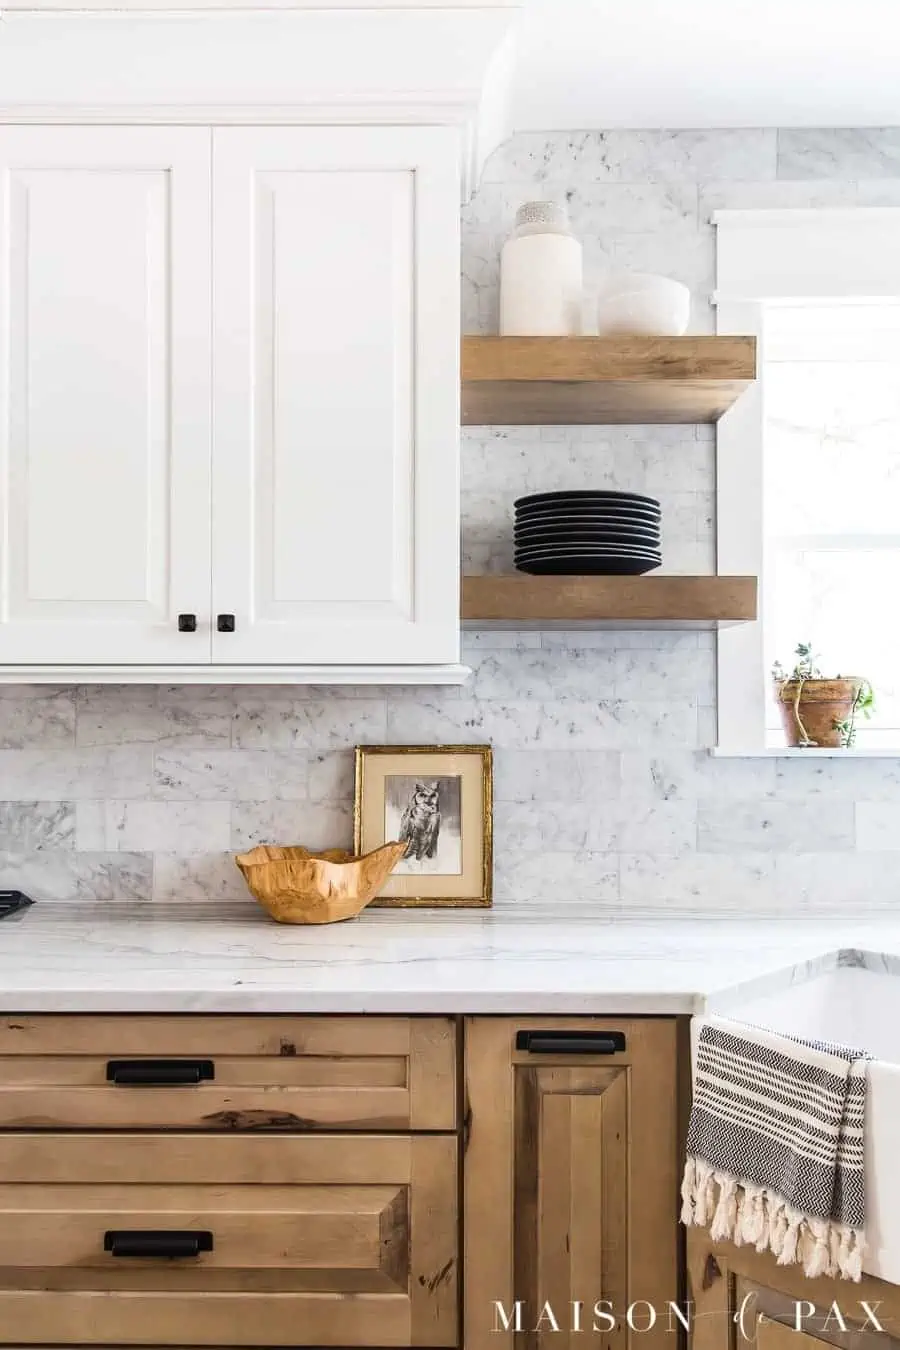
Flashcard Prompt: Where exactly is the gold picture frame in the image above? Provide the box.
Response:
[353,745,493,908]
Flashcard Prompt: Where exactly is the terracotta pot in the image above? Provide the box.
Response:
[775,677,864,749]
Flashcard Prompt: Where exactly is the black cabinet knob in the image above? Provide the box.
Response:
[177,614,197,633]
[217,614,236,633]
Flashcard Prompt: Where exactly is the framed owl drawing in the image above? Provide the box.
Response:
[354,745,493,907]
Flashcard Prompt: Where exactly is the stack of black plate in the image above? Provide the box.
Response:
[514,491,662,575]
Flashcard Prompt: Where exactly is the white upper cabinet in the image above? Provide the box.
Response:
[0,126,212,666]
[211,126,460,667]
[0,124,461,679]
[0,4,519,681]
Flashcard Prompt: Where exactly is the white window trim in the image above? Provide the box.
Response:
[714,208,900,756]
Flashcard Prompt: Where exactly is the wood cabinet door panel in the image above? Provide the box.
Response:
[0,125,212,665]
[465,1016,679,1350]
[513,1063,629,1350]
[0,1014,456,1130]
[687,1229,900,1350]
[0,1133,457,1346]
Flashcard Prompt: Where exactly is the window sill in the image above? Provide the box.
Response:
[712,746,900,758]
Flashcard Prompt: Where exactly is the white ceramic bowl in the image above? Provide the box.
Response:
[596,272,691,337]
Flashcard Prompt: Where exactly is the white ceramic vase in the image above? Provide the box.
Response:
[499,201,583,337]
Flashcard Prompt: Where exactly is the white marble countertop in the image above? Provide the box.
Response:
[1,902,899,1014]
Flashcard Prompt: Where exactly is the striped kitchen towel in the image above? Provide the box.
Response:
[681,1016,869,1281]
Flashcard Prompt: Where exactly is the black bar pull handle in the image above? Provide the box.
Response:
[104,1230,214,1259]
[516,1030,626,1055]
[106,1059,215,1086]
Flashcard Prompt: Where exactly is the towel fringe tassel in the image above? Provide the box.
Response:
[681,1157,866,1282]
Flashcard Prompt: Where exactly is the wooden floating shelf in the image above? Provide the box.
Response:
[461,336,757,426]
[461,575,758,630]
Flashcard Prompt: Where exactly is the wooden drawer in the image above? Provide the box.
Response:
[0,1015,456,1131]
[0,1132,459,1346]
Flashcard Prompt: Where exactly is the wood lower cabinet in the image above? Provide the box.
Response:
[0,1014,459,1348]
[0,1012,683,1350]
[464,1017,680,1350]
[687,1229,900,1350]
[0,1132,457,1346]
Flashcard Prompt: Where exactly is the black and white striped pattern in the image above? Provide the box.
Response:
[682,1016,869,1281]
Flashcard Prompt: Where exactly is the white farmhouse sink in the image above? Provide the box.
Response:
[704,963,900,1285]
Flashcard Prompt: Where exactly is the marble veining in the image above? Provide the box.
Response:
[1,905,899,1014]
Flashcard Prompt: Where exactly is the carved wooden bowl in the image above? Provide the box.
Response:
[235,841,407,925]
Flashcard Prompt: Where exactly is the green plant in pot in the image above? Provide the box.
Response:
[772,642,874,749]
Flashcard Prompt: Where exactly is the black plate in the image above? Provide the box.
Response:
[516,504,661,526]
[515,537,661,552]
[515,546,662,562]
[516,557,662,571]
[515,539,661,551]
[515,490,660,510]
[516,495,660,512]
[512,507,661,523]
[515,555,661,576]
[512,545,661,561]
[515,526,661,547]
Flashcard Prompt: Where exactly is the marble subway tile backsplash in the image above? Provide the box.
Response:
[0,801,75,852]
[2,128,900,913]
[775,128,900,179]
[92,802,233,856]
[696,800,856,855]
[0,631,897,911]
[0,746,155,801]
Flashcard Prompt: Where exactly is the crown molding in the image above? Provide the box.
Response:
[0,5,522,197]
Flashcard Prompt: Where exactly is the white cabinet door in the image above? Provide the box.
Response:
[0,126,212,666]
[211,126,460,667]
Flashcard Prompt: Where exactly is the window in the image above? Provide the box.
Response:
[714,210,900,754]
[765,301,900,749]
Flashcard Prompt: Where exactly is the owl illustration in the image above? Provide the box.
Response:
[399,782,442,861]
